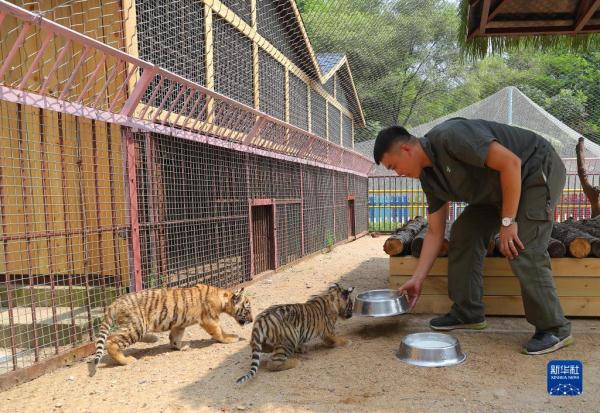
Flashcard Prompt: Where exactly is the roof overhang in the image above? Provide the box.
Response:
[466,0,600,38]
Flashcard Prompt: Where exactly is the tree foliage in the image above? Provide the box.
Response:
[300,0,600,144]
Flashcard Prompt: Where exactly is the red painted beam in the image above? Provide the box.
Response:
[575,0,600,33]
[125,129,143,292]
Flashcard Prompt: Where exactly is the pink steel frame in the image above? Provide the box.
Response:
[0,1,373,177]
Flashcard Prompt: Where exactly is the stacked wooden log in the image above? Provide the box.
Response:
[489,217,600,258]
[384,217,600,258]
[382,217,426,256]
[383,217,451,257]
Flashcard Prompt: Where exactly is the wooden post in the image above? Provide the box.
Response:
[300,164,305,256]
[251,0,259,110]
[204,3,215,123]
[339,105,343,146]
[124,128,143,291]
[122,0,141,110]
[307,82,312,133]
[332,171,336,241]
[246,153,254,278]
[272,204,278,269]
[325,101,329,141]
[284,68,289,146]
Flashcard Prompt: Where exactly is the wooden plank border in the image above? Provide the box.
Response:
[0,343,94,392]
[390,257,600,278]
[390,275,600,297]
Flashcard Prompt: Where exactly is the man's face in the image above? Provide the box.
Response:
[380,142,422,178]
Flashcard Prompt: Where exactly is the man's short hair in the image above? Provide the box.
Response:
[373,126,414,164]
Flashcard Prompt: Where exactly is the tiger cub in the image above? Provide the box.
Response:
[89,284,252,375]
[236,283,354,384]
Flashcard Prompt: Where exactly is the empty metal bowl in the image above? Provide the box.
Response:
[395,332,466,367]
[353,289,410,317]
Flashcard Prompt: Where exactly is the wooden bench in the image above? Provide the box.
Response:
[389,257,600,316]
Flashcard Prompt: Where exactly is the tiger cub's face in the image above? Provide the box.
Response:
[329,283,355,319]
[230,288,253,326]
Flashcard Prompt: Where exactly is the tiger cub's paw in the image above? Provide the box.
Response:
[334,337,352,348]
[172,342,190,351]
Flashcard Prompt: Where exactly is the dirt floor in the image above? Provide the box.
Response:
[2,236,599,413]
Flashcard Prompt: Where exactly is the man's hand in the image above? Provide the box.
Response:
[499,223,524,259]
[398,276,424,310]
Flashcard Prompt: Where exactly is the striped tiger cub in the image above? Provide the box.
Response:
[236,283,354,384]
[89,284,252,376]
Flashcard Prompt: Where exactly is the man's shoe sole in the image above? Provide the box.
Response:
[522,335,574,355]
[429,321,488,331]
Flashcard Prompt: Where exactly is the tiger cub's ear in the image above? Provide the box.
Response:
[342,286,354,298]
[328,283,340,291]
[233,287,245,303]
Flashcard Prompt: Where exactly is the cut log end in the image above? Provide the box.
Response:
[383,239,405,256]
[547,237,566,258]
[568,238,591,258]
[591,241,600,258]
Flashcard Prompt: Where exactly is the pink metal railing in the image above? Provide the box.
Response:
[0,0,372,176]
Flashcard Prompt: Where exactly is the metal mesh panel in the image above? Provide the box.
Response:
[342,114,353,148]
[271,160,301,198]
[328,103,341,144]
[334,172,349,242]
[259,50,285,121]
[335,75,348,109]
[256,0,304,69]
[214,15,254,107]
[310,90,327,138]
[302,165,334,254]
[218,0,251,24]
[136,0,205,86]
[133,132,250,288]
[0,101,128,374]
[8,0,125,49]
[324,77,334,96]
[289,74,309,131]
[276,203,302,267]
[350,175,369,234]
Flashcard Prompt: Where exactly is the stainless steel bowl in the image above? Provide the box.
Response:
[395,332,466,367]
[353,289,410,317]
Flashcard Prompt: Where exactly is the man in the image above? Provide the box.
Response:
[373,118,573,355]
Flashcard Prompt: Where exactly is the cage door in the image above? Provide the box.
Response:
[251,205,275,274]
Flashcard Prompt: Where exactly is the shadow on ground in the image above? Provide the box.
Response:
[165,247,600,413]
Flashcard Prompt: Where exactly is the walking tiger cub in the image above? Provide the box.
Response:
[236,283,354,384]
[89,283,252,376]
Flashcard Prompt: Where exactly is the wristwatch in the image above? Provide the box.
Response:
[501,217,516,227]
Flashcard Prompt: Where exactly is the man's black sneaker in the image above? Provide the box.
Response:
[429,313,488,331]
[522,332,574,355]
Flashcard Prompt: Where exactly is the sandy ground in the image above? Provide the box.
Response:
[2,236,600,413]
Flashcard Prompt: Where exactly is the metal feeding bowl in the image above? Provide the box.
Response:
[353,289,410,317]
[395,332,466,367]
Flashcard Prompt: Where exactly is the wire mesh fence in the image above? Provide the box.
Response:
[0,0,371,378]
[2,0,600,381]
[0,100,128,374]
[0,109,368,376]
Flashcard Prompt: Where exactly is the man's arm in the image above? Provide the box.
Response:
[398,203,448,308]
[484,141,524,259]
